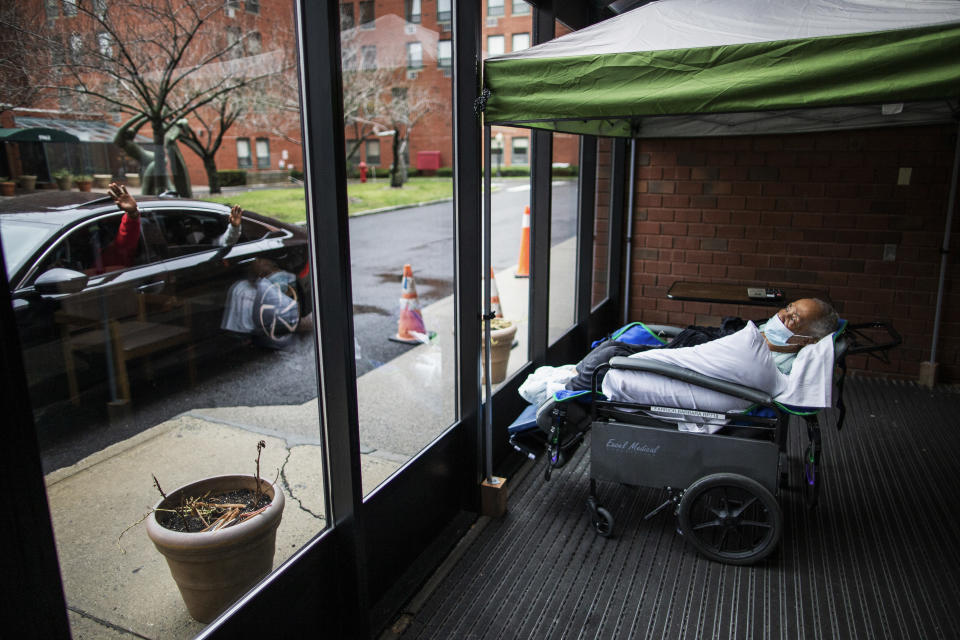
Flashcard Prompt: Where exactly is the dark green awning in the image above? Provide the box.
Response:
[0,128,81,143]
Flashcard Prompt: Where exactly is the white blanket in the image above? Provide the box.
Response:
[773,332,834,408]
[602,322,786,414]
[600,322,838,432]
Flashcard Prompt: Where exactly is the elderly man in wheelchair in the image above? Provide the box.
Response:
[510,298,898,565]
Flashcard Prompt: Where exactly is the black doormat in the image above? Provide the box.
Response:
[402,378,960,639]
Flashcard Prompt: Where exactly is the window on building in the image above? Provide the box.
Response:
[487,35,505,57]
[247,31,262,56]
[69,32,83,60]
[256,138,270,169]
[437,40,451,69]
[91,0,106,18]
[237,138,252,169]
[366,139,380,165]
[487,0,505,17]
[358,1,374,27]
[512,32,530,52]
[512,136,529,164]
[406,0,421,23]
[343,47,358,71]
[226,26,242,58]
[97,32,112,58]
[245,0,260,13]
[407,42,423,69]
[62,0,78,17]
[512,0,530,15]
[341,3,355,29]
[45,0,59,20]
[361,45,377,69]
[437,0,451,22]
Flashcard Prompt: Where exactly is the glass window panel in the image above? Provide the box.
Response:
[548,133,580,345]
[512,0,530,16]
[511,32,529,52]
[407,41,423,69]
[366,139,380,164]
[406,0,421,23]
[437,40,451,69]
[437,0,451,22]
[487,35,504,57]
[11,2,326,635]
[341,3,355,29]
[592,138,613,307]
[237,137,252,168]
[359,0,374,27]
[256,137,270,169]
[488,0,505,18]
[341,6,457,494]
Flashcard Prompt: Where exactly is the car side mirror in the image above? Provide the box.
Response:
[35,268,89,295]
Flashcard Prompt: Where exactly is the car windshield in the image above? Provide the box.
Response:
[0,219,59,282]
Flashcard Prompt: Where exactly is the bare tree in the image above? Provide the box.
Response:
[22,0,283,193]
[385,84,442,188]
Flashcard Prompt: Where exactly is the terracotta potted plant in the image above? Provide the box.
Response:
[93,174,112,189]
[482,317,518,384]
[53,168,73,190]
[145,442,285,622]
[0,177,14,196]
[19,175,37,191]
[75,174,94,192]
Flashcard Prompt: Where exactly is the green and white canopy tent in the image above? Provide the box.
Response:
[476,0,960,401]
[482,0,960,138]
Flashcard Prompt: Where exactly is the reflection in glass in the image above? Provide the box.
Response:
[5,0,326,634]
[548,133,581,344]
[342,4,456,495]
[592,138,613,307]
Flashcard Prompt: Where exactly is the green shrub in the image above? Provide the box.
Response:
[217,170,247,187]
[289,169,304,181]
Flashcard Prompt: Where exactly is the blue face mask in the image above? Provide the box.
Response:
[764,313,794,346]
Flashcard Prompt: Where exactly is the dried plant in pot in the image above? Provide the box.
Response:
[481,317,517,384]
[145,441,285,623]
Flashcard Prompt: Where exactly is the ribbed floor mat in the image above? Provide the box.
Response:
[403,378,960,639]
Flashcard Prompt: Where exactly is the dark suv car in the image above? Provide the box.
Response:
[1,192,312,414]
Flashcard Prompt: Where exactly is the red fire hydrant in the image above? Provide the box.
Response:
[358,161,368,183]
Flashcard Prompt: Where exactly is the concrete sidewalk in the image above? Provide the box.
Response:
[45,250,560,637]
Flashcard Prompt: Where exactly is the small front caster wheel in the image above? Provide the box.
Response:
[590,504,614,537]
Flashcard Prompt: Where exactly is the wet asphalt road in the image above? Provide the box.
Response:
[36,179,577,472]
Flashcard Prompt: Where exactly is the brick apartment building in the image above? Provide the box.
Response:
[2,0,578,189]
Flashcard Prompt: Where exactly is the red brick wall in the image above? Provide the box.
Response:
[592,137,613,307]
[622,124,960,381]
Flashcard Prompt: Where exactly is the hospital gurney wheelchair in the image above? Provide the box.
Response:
[514,320,900,565]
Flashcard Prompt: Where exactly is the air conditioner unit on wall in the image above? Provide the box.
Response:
[406,70,418,80]
[486,17,498,27]
[225,6,235,17]
[404,24,416,35]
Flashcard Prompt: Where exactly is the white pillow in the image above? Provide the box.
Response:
[601,322,786,413]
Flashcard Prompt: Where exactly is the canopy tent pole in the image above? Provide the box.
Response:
[927,118,960,373]
[482,124,494,484]
[622,138,637,325]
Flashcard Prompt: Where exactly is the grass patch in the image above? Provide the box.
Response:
[202,177,453,224]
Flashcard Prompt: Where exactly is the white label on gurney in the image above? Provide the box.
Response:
[650,406,726,421]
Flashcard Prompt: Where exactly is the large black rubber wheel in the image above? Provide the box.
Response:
[677,473,782,565]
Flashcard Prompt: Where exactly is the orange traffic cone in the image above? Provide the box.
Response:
[390,264,430,344]
[489,268,504,318]
[515,205,530,278]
